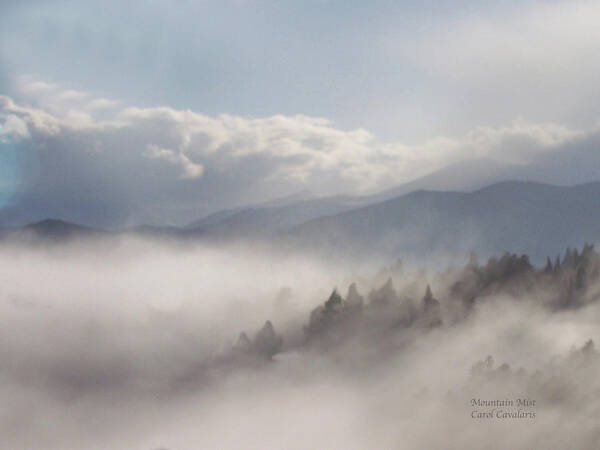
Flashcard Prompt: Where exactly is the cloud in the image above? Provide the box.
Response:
[145,144,204,179]
[3,1,600,142]
[1,237,600,448]
[394,0,600,132]
[0,78,595,227]
[0,114,29,141]
[86,98,119,111]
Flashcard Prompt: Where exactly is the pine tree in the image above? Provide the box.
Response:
[544,256,553,274]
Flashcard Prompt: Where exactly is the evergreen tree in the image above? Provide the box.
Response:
[544,256,553,274]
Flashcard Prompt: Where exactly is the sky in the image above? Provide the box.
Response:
[0,0,599,227]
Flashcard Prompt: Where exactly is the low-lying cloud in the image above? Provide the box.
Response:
[1,236,600,449]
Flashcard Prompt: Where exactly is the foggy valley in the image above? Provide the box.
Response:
[1,233,600,449]
[3,0,600,448]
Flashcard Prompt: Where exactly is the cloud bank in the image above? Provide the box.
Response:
[0,79,595,227]
[2,1,600,142]
[2,236,600,449]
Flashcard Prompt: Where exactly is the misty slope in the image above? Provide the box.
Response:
[283,181,600,262]
[0,218,106,242]
[182,159,519,238]
[184,196,365,238]
[370,157,519,201]
[9,181,600,265]
[184,189,316,230]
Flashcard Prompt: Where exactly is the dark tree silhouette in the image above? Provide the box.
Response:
[253,321,283,359]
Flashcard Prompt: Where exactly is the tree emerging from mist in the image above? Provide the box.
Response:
[230,244,600,365]
[4,240,600,449]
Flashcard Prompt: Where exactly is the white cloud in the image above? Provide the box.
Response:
[0,78,595,226]
[17,78,59,95]
[0,114,30,141]
[55,89,88,103]
[145,144,204,179]
[463,121,585,164]
[86,98,120,111]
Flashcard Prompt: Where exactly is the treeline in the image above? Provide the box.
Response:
[233,243,600,361]
[452,242,599,309]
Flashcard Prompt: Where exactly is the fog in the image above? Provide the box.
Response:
[1,236,600,449]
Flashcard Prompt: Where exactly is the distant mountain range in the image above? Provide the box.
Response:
[6,180,600,263]
[0,218,105,241]
[180,157,520,239]
[183,196,364,239]
[282,181,600,262]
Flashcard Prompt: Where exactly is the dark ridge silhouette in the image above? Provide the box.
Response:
[8,181,600,265]
[21,218,106,241]
[182,197,360,240]
[283,181,600,262]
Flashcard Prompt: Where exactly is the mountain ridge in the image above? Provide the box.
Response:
[6,180,600,264]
